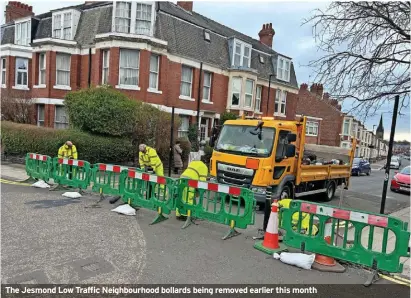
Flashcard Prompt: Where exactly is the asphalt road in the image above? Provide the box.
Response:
[1,182,380,286]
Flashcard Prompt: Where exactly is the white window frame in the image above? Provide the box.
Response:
[112,1,156,36]
[52,10,76,40]
[37,104,45,127]
[14,19,31,46]
[343,119,351,135]
[231,39,251,68]
[230,77,242,107]
[1,58,6,87]
[255,85,262,112]
[277,56,291,82]
[148,54,159,91]
[15,57,28,88]
[178,115,190,138]
[180,65,193,99]
[118,48,140,89]
[54,105,69,129]
[274,89,286,116]
[202,71,212,102]
[55,53,71,88]
[306,121,319,136]
[38,53,46,86]
[102,50,110,85]
[244,79,254,108]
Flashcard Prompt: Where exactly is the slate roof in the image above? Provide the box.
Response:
[1,1,298,88]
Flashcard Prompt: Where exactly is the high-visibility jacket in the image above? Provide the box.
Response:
[139,146,163,172]
[58,144,78,159]
[279,199,318,235]
[176,161,208,217]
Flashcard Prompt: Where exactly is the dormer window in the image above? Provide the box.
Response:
[15,19,31,46]
[232,39,251,68]
[277,56,291,82]
[113,1,155,36]
[52,9,80,41]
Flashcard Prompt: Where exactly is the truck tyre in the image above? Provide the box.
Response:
[280,185,292,200]
[323,181,336,202]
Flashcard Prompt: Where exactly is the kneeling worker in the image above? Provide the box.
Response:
[138,144,163,176]
[176,160,208,219]
[58,141,78,180]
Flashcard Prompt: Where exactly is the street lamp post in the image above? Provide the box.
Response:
[380,95,400,215]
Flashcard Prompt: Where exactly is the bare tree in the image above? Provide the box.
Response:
[305,2,410,117]
[1,89,35,124]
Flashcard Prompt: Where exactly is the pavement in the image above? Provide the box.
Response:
[1,161,410,287]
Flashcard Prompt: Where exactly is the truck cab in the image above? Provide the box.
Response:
[209,116,355,203]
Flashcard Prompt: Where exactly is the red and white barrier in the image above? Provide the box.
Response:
[98,164,128,173]
[300,202,388,228]
[127,169,166,185]
[29,153,47,161]
[58,158,85,167]
[187,180,241,196]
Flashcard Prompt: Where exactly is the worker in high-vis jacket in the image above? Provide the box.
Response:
[176,160,208,219]
[58,141,78,159]
[138,144,164,176]
[278,199,318,235]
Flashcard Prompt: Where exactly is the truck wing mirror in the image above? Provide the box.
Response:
[287,133,297,143]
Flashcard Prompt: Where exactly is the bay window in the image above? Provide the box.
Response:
[55,106,69,129]
[231,77,241,106]
[244,79,254,108]
[275,89,286,116]
[255,85,262,112]
[149,54,159,90]
[180,65,193,97]
[202,71,212,102]
[15,58,28,87]
[39,53,46,85]
[102,50,109,85]
[119,49,139,86]
[277,56,291,82]
[15,20,31,46]
[56,53,71,87]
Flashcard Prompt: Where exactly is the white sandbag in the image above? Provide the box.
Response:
[273,252,315,270]
[111,204,136,216]
[32,180,50,188]
[62,192,82,199]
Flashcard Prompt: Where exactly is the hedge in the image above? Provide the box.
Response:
[1,121,134,164]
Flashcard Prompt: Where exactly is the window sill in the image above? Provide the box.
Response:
[179,95,195,101]
[1,84,6,88]
[274,113,286,117]
[54,85,71,90]
[147,88,162,94]
[306,134,318,137]
[116,85,140,91]
[33,84,46,89]
[12,85,29,90]
[254,111,263,114]
[202,100,213,104]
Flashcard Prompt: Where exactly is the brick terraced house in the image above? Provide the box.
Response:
[0,1,299,140]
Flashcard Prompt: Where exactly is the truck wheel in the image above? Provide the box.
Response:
[280,185,292,199]
[323,181,336,202]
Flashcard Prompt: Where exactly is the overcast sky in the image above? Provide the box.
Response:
[1,0,410,141]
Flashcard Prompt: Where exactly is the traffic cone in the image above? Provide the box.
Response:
[254,200,287,254]
[312,218,345,272]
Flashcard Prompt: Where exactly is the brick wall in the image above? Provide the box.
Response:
[296,84,343,147]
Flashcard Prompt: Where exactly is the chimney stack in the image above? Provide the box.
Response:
[177,1,193,12]
[258,23,275,48]
[310,83,324,98]
[5,1,34,23]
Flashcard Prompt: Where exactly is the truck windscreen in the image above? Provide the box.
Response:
[215,125,276,157]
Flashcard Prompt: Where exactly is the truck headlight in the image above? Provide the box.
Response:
[251,187,266,194]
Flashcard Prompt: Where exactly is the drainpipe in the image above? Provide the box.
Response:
[196,62,203,138]
[88,48,92,87]
[266,74,275,117]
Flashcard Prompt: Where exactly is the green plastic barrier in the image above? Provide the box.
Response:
[175,178,256,240]
[91,163,132,196]
[119,168,176,225]
[52,157,91,190]
[280,200,410,273]
[25,153,53,182]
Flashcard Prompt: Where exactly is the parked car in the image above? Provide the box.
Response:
[351,158,371,176]
[391,166,410,193]
[390,157,400,169]
[392,155,402,167]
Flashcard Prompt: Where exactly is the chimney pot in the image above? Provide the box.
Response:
[300,83,308,90]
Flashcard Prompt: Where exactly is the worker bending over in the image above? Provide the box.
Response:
[176,160,208,219]
[58,141,78,159]
[138,144,164,176]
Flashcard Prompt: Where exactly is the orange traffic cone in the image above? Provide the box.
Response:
[312,218,345,272]
[254,200,287,254]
